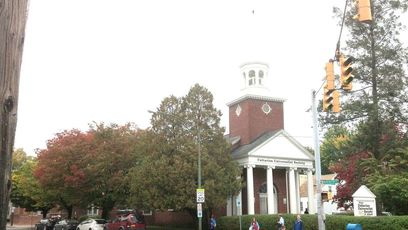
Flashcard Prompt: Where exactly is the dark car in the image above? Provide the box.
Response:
[53,219,79,230]
[107,211,146,230]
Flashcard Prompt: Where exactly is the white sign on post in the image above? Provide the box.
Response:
[197,203,202,218]
[196,188,205,203]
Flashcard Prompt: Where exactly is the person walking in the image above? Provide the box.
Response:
[210,214,217,230]
[249,217,260,230]
[293,214,304,230]
[276,214,285,230]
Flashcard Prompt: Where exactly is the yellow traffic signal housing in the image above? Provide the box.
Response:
[332,90,340,113]
[354,0,372,23]
[325,62,335,90]
[340,55,354,91]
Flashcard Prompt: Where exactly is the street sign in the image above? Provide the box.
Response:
[322,179,338,185]
[197,203,202,218]
[196,188,205,203]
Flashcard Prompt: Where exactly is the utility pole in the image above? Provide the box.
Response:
[312,90,325,230]
[0,1,29,229]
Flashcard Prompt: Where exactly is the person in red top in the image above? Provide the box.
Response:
[249,217,260,230]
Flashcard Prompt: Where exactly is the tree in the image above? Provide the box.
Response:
[12,159,54,218]
[128,84,241,224]
[320,126,351,174]
[0,1,29,228]
[321,0,408,212]
[322,0,408,158]
[85,122,141,219]
[34,129,93,218]
[330,150,370,208]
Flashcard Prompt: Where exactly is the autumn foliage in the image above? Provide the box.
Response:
[330,151,370,208]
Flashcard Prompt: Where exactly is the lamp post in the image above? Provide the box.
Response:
[312,90,325,230]
[197,102,203,230]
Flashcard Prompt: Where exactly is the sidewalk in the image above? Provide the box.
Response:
[6,224,33,230]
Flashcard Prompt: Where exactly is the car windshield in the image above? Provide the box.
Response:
[130,214,145,223]
[95,219,107,224]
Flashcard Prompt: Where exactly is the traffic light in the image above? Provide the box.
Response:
[354,0,372,23]
[340,55,354,91]
[323,62,335,112]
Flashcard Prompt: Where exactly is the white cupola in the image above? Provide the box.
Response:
[240,62,271,97]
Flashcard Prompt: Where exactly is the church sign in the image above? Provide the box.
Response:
[256,158,311,168]
[352,185,377,217]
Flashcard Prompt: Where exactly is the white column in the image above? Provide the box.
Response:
[295,170,301,213]
[237,190,242,216]
[267,166,275,214]
[246,165,255,215]
[289,167,297,214]
[226,196,232,216]
[307,169,315,214]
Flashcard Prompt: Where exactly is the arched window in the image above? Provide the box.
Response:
[259,70,264,85]
[249,70,255,86]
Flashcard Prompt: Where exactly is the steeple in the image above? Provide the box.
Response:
[227,62,286,146]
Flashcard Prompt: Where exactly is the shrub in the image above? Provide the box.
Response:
[218,214,408,230]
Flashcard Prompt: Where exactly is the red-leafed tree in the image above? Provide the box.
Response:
[34,129,94,218]
[330,151,370,209]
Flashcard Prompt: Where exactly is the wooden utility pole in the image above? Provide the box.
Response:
[0,1,29,229]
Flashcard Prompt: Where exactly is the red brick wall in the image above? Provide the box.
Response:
[229,99,284,145]
[242,168,288,214]
[150,211,193,226]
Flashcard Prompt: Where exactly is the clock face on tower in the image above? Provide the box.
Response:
[235,104,242,117]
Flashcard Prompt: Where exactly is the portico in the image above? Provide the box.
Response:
[227,130,315,215]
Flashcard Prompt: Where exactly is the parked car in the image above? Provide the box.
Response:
[76,218,107,230]
[106,210,146,230]
[53,219,79,230]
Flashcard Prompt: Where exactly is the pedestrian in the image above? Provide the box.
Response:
[276,214,285,230]
[293,214,304,230]
[304,208,309,214]
[249,217,260,230]
[210,214,217,230]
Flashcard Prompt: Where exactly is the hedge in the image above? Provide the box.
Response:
[217,214,408,230]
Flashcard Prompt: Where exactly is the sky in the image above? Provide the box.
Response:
[15,0,361,154]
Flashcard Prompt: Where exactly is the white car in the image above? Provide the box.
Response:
[76,218,107,230]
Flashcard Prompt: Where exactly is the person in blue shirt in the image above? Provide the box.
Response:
[293,214,304,230]
[210,214,217,230]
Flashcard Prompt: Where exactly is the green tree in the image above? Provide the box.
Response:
[321,0,408,211]
[320,126,351,174]
[128,84,241,224]
[322,0,408,158]
[85,122,141,219]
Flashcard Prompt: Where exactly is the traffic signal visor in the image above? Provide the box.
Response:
[323,87,334,112]
[340,55,354,91]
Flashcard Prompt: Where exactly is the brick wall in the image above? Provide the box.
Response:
[229,99,284,145]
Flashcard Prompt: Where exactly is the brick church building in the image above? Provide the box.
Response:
[224,62,316,216]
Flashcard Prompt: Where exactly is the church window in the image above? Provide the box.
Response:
[259,70,264,85]
[249,70,255,85]
[262,103,271,114]
[235,104,242,117]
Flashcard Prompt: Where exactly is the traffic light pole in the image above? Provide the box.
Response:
[312,90,325,230]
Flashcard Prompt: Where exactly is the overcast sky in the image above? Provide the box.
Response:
[15,0,400,155]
